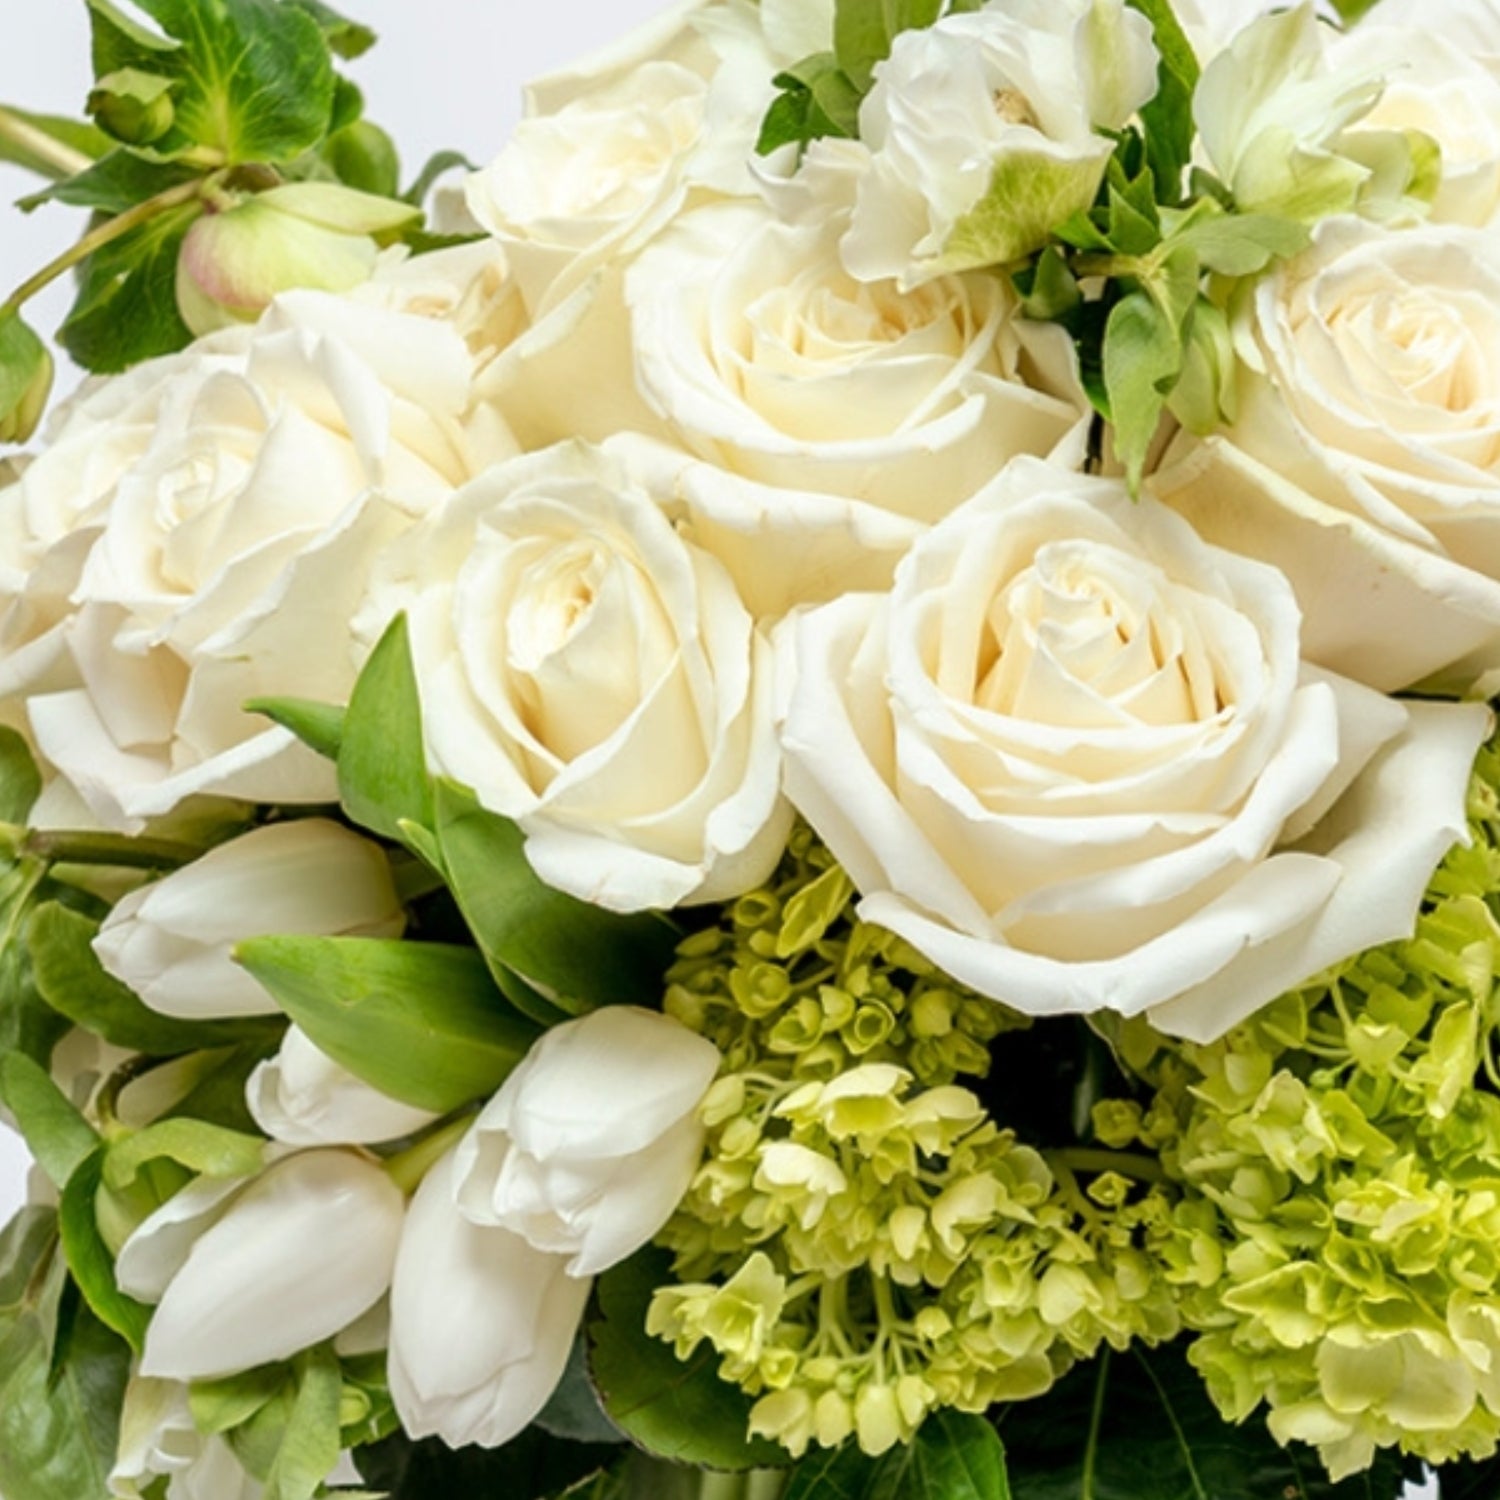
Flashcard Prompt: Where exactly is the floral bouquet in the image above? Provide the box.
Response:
[4,0,1500,1494]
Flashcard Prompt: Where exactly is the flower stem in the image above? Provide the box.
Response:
[11,825,203,871]
[0,105,93,181]
[1045,1147,1166,1184]
[382,1110,477,1195]
[1,176,207,318]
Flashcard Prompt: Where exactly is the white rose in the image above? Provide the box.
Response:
[137,1150,405,1380]
[388,1147,591,1450]
[453,1006,719,1275]
[836,0,1157,288]
[92,819,405,1020]
[625,200,1087,610]
[384,438,789,911]
[9,290,514,832]
[1154,217,1500,692]
[780,457,1490,1042]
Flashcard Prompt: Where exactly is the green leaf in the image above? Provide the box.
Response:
[588,1247,789,1471]
[834,0,942,90]
[190,1363,289,1435]
[785,1411,1010,1500]
[0,1054,98,1192]
[1176,211,1310,277]
[29,901,274,1056]
[86,0,182,77]
[167,1041,280,1133]
[0,1208,131,1500]
[234,934,539,1112]
[0,727,41,824]
[355,1421,618,1499]
[999,1343,1424,1500]
[402,148,474,207]
[434,780,680,1016]
[58,1147,152,1352]
[1168,298,1237,435]
[0,866,72,1072]
[324,119,401,198]
[0,107,111,180]
[0,311,53,446]
[338,615,434,848]
[1127,0,1200,203]
[244,695,345,762]
[1014,247,1081,324]
[24,149,198,215]
[537,1334,629,1446]
[59,199,201,373]
[1102,289,1181,494]
[124,0,337,164]
[756,56,862,156]
[286,0,377,58]
[264,1346,343,1500]
[103,1117,267,1194]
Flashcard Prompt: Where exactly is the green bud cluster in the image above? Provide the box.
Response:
[652,826,1180,1458]
[1110,739,1500,1481]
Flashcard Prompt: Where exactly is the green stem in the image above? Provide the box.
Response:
[1,175,206,317]
[381,1109,478,1195]
[746,1472,788,1500]
[698,1474,746,1500]
[1046,1148,1166,1185]
[14,826,203,871]
[96,1053,178,1138]
[0,105,93,180]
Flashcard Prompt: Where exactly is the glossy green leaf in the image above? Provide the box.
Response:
[1102,289,1181,494]
[103,1117,267,1195]
[999,1343,1423,1499]
[537,1334,629,1446]
[59,199,200,373]
[29,901,275,1056]
[0,1053,98,1192]
[0,1208,131,1500]
[58,1147,152,1352]
[245,696,346,762]
[588,1247,788,1472]
[338,614,434,848]
[234,934,538,1112]
[434,780,679,1016]
[785,1412,1010,1500]
[0,727,41,824]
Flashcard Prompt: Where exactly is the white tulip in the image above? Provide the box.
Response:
[453,1006,719,1276]
[780,457,1491,1043]
[248,1025,439,1146]
[138,1150,405,1380]
[92,819,404,1020]
[110,1378,261,1500]
[388,1148,591,1449]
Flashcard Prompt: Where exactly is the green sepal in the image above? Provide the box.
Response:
[0,1053,99,1192]
[434,779,680,1017]
[234,933,539,1113]
[784,1410,1010,1499]
[57,1147,153,1353]
[587,1247,790,1472]
[88,67,177,146]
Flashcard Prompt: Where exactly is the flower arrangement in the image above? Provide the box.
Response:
[2,0,1500,1495]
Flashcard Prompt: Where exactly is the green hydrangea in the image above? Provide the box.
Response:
[650,826,1180,1458]
[1111,739,1500,1481]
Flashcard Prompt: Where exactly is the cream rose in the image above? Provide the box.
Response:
[1155,217,1500,693]
[382,437,789,912]
[837,0,1158,287]
[8,290,514,831]
[625,200,1087,611]
[780,457,1490,1042]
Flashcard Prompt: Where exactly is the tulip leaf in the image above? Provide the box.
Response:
[103,1118,267,1194]
[588,1247,789,1472]
[57,1147,153,1353]
[355,1423,617,1500]
[28,902,277,1056]
[0,727,41,824]
[0,1054,98,1192]
[995,1342,1424,1499]
[338,615,435,850]
[245,695,346,762]
[234,935,539,1112]
[262,1346,344,1500]
[784,1411,1010,1500]
[0,1207,132,1500]
[433,781,680,1018]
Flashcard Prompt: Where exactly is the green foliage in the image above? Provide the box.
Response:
[0,1054,98,1192]
[0,108,110,179]
[834,0,943,91]
[235,933,539,1112]
[756,55,862,156]
[261,1347,343,1500]
[355,1422,618,1499]
[1126,0,1200,203]
[784,1412,1010,1500]
[589,1246,789,1471]
[0,312,52,446]
[26,150,199,215]
[244,696,346,762]
[998,1343,1423,1500]
[0,1208,132,1500]
[0,729,41,824]
[103,1117,266,1195]
[57,1148,152,1352]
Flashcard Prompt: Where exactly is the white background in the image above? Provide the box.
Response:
[0,9,1442,1496]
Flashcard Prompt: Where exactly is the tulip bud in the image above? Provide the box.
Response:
[92,819,405,1020]
[175,182,421,337]
[248,1024,439,1146]
[0,313,53,446]
[453,1006,720,1276]
[388,1148,590,1449]
[139,1150,405,1381]
[88,68,176,146]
